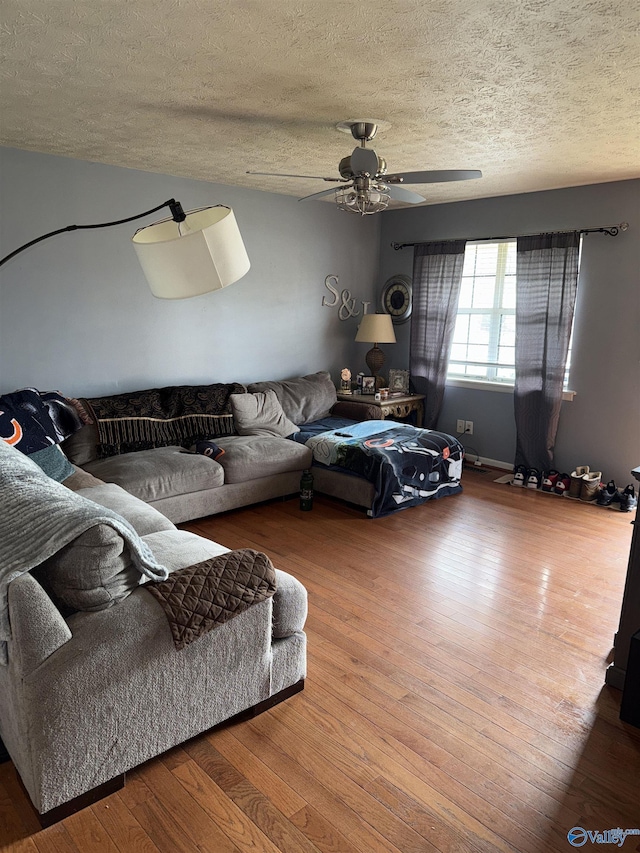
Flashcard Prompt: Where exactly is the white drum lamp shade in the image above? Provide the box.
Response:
[132,205,250,299]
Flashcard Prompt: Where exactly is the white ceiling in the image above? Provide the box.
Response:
[1,0,639,208]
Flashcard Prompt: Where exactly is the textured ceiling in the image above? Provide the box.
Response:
[1,0,639,208]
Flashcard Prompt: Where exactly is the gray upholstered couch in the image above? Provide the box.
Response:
[0,440,308,826]
[61,371,380,522]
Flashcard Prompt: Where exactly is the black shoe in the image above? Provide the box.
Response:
[619,485,637,513]
[512,464,527,486]
[526,468,541,489]
[596,480,618,507]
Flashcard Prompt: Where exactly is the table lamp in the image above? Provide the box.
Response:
[355,313,396,387]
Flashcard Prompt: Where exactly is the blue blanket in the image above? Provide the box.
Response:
[305,420,463,517]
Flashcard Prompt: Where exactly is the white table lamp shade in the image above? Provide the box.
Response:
[355,313,397,344]
[132,206,250,299]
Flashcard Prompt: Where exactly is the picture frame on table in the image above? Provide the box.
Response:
[361,375,376,394]
[388,369,410,395]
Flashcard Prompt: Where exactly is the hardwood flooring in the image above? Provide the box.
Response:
[2,473,639,852]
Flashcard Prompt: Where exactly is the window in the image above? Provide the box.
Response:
[447,240,574,390]
[448,240,516,384]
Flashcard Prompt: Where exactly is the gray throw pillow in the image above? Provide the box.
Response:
[230,390,299,437]
[33,524,142,613]
[247,371,337,425]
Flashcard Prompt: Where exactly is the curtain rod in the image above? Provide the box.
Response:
[391,222,629,250]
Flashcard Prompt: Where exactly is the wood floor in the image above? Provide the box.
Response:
[2,473,639,852]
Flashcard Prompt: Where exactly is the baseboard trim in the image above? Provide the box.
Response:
[478,456,512,470]
[605,664,625,690]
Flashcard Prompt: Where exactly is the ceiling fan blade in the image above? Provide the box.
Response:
[385,184,426,205]
[298,186,345,202]
[247,171,345,183]
[350,146,379,175]
[385,169,483,184]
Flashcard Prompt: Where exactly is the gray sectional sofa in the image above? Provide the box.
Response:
[0,370,380,826]
[61,371,380,522]
[0,385,326,824]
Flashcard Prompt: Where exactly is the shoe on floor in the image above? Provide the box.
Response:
[580,471,602,502]
[541,470,560,492]
[554,473,571,496]
[568,465,590,498]
[512,464,527,486]
[526,468,541,489]
[596,480,619,507]
[619,484,637,513]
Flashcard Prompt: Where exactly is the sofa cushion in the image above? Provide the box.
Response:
[83,446,225,503]
[141,529,230,571]
[32,524,143,613]
[61,421,100,466]
[230,391,299,438]
[63,465,105,490]
[75,483,176,536]
[247,371,337,426]
[215,435,312,484]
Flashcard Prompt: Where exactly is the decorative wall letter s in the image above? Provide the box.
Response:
[322,275,340,307]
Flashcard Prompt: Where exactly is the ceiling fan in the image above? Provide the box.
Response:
[247,119,482,215]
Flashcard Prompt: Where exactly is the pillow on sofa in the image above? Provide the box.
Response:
[61,419,100,466]
[230,391,299,438]
[246,371,337,426]
[32,524,143,614]
[29,444,75,482]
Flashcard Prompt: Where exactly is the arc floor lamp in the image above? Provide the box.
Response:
[0,199,251,299]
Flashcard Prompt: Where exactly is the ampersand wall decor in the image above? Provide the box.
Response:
[322,275,371,321]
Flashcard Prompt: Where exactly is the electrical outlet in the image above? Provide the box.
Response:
[456,419,465,434]
[465,420,474,435]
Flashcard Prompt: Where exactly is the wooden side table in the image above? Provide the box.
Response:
[337,393,425,427]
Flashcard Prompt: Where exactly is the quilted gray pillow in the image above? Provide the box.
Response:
[230,390,299,437]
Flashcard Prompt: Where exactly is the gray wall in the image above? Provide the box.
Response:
[378,180,640,485]
[0,147,379,396]
[2,149,637,486]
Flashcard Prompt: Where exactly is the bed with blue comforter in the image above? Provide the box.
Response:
[293,418,463,518]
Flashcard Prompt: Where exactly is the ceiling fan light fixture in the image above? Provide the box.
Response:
[335,185,389,216]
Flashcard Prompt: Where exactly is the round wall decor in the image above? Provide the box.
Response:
[381,274,412,324]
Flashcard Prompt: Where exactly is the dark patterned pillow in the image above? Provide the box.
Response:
[194,440,226,460]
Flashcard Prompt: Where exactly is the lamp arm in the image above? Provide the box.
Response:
[0,198,187,268]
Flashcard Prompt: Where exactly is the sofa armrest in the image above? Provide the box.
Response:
[272,570,307,638]
[331,400,382,421]
[8,573,72,675]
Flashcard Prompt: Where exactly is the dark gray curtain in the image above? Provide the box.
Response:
[514,232,580,471]
[410,240,467,429]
